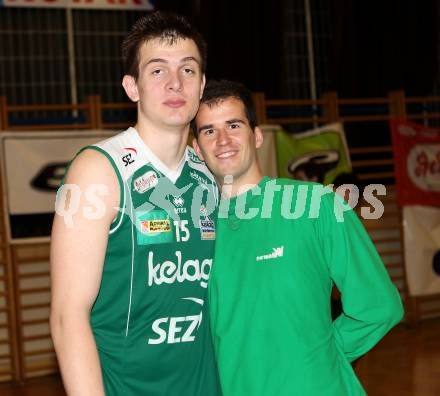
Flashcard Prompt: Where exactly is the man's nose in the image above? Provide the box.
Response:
[217,128,231,145]
[166,71,183,92]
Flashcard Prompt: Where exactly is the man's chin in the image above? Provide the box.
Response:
[163,110,194,127]
[215,169,237,183]
[162,120,192,131]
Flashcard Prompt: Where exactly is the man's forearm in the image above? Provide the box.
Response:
[332,286,404,362]
[51,312,106,396]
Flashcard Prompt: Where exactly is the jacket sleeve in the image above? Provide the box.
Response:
[319,193,404,362]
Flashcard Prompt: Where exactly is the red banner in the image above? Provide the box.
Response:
[2,0,153,10]
[391,119,440,206]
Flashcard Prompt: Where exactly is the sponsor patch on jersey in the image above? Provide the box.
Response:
[200,205,208,216]
[121,147,137,167]
[133,171,158,193]
[140,219,171,234]
[135,210,174,245]
[199,218,215,240]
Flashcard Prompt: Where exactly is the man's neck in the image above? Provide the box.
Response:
[135,121,189,170]
[219,170,264,198]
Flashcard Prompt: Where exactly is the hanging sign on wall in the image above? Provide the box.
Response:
[1,0,154,10]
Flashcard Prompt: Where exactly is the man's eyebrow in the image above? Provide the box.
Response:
[144,56,201,67]
[198,118,246,133]
[197,123,214,133]
[144,58,167,67]
[181,56,201,65]
[226,119,246,125]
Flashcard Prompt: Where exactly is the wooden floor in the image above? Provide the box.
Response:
[0,375,65,396]
[356,317,440,396]
[0,318,439,396]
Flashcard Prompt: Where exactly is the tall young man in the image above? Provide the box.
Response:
[192,80,404,396]
[50,12,220,396]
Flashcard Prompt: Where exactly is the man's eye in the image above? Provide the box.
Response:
[183,68,195,75]
[152,69,163,75]
[230,123,240,129]
[204,129,215,135]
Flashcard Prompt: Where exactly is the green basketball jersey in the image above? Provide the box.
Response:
[85,127,221,395]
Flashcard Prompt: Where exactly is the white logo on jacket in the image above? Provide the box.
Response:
[256,246,284,261]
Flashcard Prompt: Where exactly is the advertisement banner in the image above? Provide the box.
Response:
[275,122,351,184]
[403,205,440,296]
[0,130,116,242]
[391,119,440,206]
[1,0,153,10]
[257,125,280,179]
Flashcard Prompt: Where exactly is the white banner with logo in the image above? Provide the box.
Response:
[0,130,116,242]
[257,125,279,179]
[1,0,153,10]
[403,205,440,296]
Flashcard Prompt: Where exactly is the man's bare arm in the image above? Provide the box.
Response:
[50,149,119,396]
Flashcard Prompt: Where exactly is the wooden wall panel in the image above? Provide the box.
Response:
[13,246,56,379]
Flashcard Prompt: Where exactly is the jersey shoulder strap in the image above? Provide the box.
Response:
[91,127,149,183]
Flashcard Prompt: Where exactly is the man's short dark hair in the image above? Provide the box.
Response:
[192,80,258,138]
[122,11,207,80]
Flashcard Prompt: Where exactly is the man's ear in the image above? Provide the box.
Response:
[200,74,206,99]
[122,75,139,102]
[254,126,264,149]
[192,138,205,161]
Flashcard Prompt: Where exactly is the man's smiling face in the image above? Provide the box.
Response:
[193,97,263,185]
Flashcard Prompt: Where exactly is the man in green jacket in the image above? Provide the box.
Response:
[192,79,404,396]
